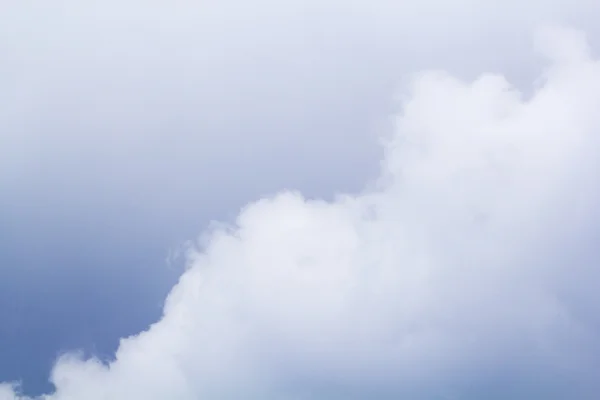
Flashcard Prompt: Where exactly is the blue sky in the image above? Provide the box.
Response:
[2,1,600,399]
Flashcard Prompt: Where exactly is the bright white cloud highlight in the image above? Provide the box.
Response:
[3,25,600,399]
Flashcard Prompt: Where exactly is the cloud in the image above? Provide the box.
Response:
[3,25,600,399]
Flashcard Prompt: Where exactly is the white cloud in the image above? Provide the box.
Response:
[4,25,600,399]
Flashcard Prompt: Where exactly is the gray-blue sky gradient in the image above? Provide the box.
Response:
[2,1,600,399]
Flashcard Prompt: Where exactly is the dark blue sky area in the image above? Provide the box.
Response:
[0,211,182,395]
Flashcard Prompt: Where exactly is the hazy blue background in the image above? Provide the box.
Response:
[2,1,600,397]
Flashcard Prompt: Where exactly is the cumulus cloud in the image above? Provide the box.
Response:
[3,25,600,399]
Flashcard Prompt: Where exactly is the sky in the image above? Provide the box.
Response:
[2,1,600,399]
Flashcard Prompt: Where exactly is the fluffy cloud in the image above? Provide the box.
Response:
[3,25,600,399]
